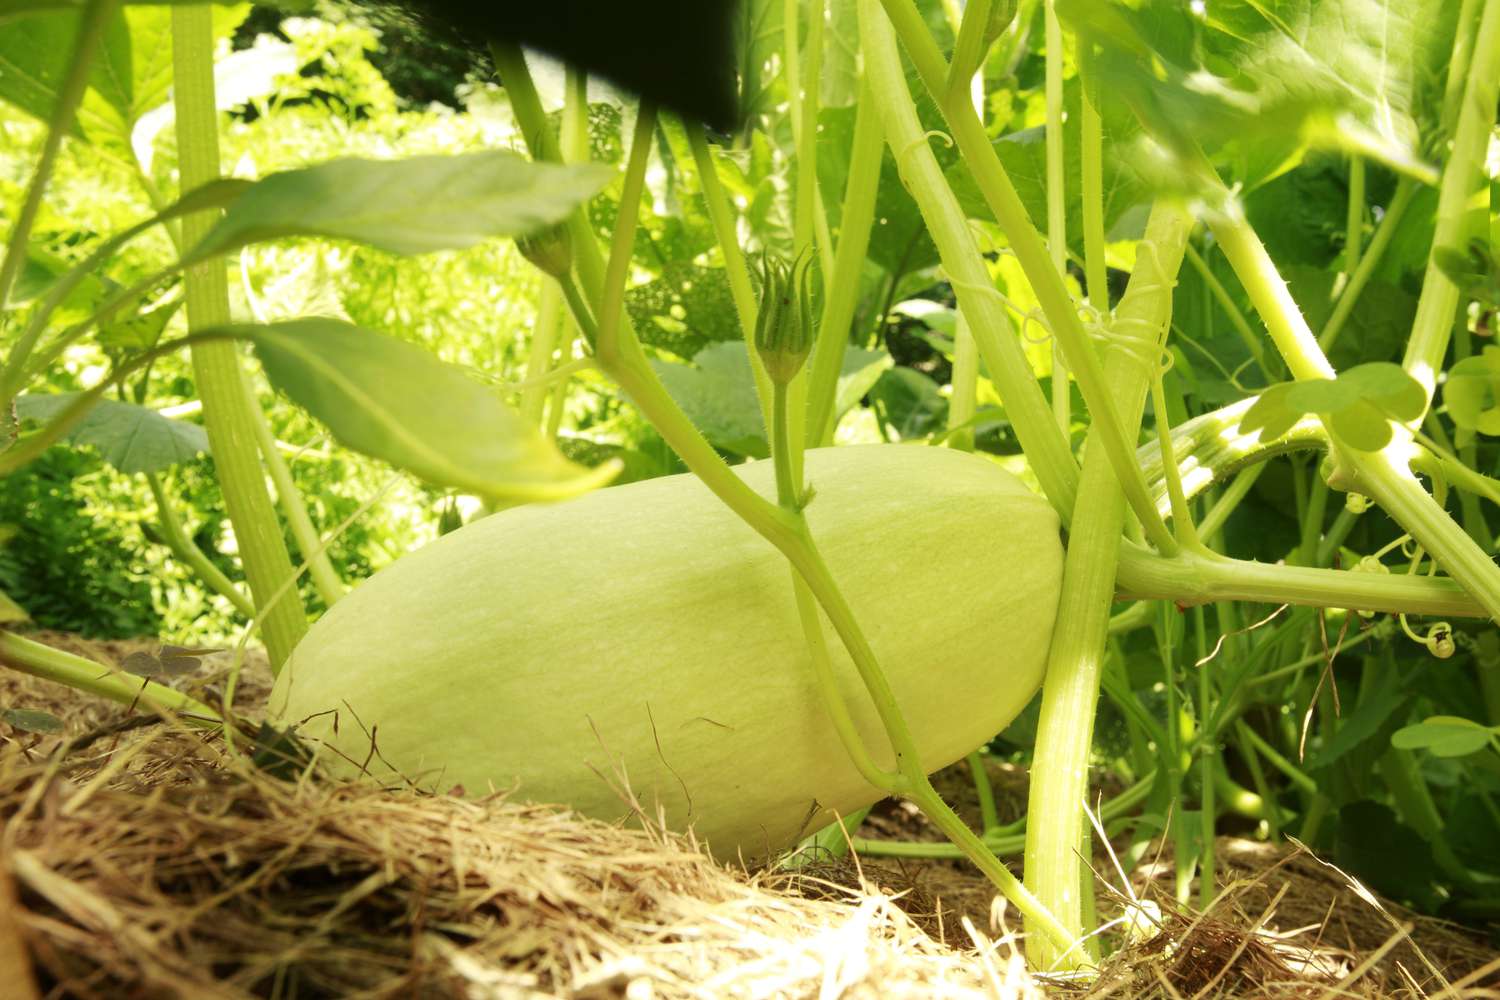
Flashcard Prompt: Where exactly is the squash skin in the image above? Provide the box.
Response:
[269,445,1062,857]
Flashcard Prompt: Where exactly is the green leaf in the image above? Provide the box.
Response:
[652,341,770,458]
[15,393,209,473]
[1061,0,1446,189]
[870,367,947,439]
[1391,716,1496,758]
[0,707,63,734]
[0,9,131,141]
[948,78,1147,254]
[233,319,618,502]
[651,342,892,458]
[98,297,179,351]
[181,151,615,263]
[1445,346,1500,437]
[833,346,894,418]
[1242,363,1424,452]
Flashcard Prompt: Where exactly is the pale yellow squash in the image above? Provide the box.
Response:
[269,445,1062,857]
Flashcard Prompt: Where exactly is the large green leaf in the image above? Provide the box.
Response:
[15,393,208,473]
[181,151,615,263]
[0,9,131,141]
[652,341,771,458]
[1061,0,1449,190]
[233,319,619,502]
[947,78,1147,254]
[651,341,890,457]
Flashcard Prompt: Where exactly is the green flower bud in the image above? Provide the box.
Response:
[984,0,1018,47]
[516,224,573,280]
[753,249,816,385]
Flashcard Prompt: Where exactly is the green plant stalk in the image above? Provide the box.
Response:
[242,369,343,607]
[1195,606,1217,910]
[859,0,1079,521]
[876,0,1177,554]
[806,81,882,445]
[1379,747,1477,887]
[533,69,592,441]
[1342,156,1365,280]
[947,312,979,452]
[684,121,775,438]
[1402,0,1500,406]
[1079,67,1108,316]
[1442,0,1486,137]
[1318,179,1417,351]
[520,279,565,424]
[172,6,306,671]
[581,98,1074,955]
[1043,0,1069,431]
[0,0,117,317]
[1150,373,1201,549]
[854,770,1156,859]
[791,0,824,259]
[1182,243,1271,379]
[1234,719,1317,796]
[772,386,896,791]
[517,66,578,426]
[1208,207,1335,383]
[1207,190,1500,622]
[1117,544,1485,618]
[145,472,255,619]
[0,629,221,724]
[968,749,1001,832]
[1022,202,1192,969]
[945,0,992,101]
[1196,465,1264,543]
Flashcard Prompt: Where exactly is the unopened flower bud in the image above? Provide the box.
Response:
[517,224,573,280]
[984,0,1018,47]
[754,249,816,385]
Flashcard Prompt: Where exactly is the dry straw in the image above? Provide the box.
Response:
[0,633,1495,998]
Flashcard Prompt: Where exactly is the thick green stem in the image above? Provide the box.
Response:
[145,472,255,619]
[0,0,117,316]
[1402,0,1500,406]
[860,0,1079,521]
[877,0,1176,552]
[806,81,883,445]
[1116,543,1485,618]
[1079,66,1109,316]
[1022,203,1191,969]
[947,312,979,452]
[0,629,220,723]
[1043,0,1068,430]
[173,6,306,670]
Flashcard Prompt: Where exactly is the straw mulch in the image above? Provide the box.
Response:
[1,631,1497,999]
